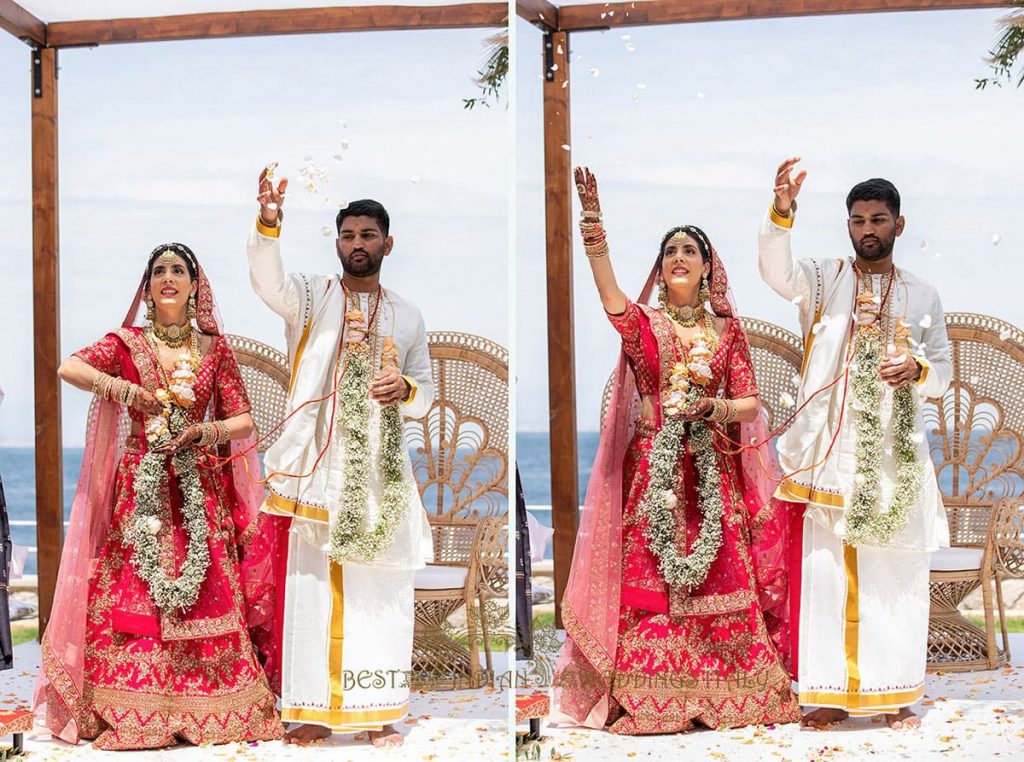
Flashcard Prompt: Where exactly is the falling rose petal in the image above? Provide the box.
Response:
[550,64,559,71]
[337,119,347,128]
[933,251,943,260]
[632,94,640,102]
[590,68,600,77]
[556,44,563,54]
[911,431,925,444]
[791,373,802,387]
[626,43,637,52]
[337,199,348,208]
[779,392,795,409]
[601,12,607,18]
[637,82,647,90]
[811,322,824,335]
[696,90,706,99]
[341,141,350,150]
[410,175,422,184]
[562,80,569,89]
[790,294,804,305]
[333,154,344,162]
[889,354,908,365]
[919,314,932,329]
[969,375,980,385]
[321,226,333,237]
[920,239,929,251]
[561,144,571,151]
[266,202,278,212]
[992,234,1001,246]
[608,10,615,15]
[622,34,632,40]
[999,328,1011,341]
[304,154,312,161]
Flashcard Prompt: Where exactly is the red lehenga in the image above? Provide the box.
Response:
[34,265,283,750]
[554,240,801,735]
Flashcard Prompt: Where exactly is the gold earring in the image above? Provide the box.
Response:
[187,294,197,320]
[699,274,711,304]
[145,296,155,322]
[657,278,668,307]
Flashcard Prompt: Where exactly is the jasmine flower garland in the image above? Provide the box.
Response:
[328,345,411,564]
[125,353,210,614]
[639,369,726,590]
[845,326,923,546]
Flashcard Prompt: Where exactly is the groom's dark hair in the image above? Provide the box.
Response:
[846,178,901,218]
[336,199,390,236]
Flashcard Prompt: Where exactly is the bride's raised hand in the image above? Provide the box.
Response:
[574,166,602,215]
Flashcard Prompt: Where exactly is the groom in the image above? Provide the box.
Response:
[758,158,952,729]
[247,167,434,747]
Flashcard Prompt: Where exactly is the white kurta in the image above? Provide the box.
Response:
[758,209,952,712]
[248,223,434,731]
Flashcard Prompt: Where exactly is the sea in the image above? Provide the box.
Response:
[0,430,996,571]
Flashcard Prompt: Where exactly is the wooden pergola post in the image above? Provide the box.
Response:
[31,44,62,635]
[541,29,577,626]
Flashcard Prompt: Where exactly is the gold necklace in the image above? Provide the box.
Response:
[662,300,705,328]
[150,319,193,348]
[145,326,200,382]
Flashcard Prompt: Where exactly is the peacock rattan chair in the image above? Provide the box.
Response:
[406,331,509,689]
[924,313,1024,671]
[223,334,290,452]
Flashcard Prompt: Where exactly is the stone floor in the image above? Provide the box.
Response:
[2,641,510,761]
[522,632,1024,762]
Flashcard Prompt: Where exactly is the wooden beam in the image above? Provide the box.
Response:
[0,0,46,45]
[558,0,1010,31]
[516,0,558,30]
[542,30,578,627]
[31,46,62,636]
[46,3,508,47]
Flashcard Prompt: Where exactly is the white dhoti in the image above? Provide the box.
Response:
[281,527,415,730]
[757,208,954,716]
[248,220,435,734]
[798,516,930,714]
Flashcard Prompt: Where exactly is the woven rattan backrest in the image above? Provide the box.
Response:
[738,317,803,431]
[923,313,1024,514]
[598,316,803,432]
[223,334,290,453]
[404,332,509,520]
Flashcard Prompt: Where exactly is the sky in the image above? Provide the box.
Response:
[0,20,508,446]
[516,8,1024,433]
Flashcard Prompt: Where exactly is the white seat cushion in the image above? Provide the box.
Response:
[930,547,985,572]
[415,564,469,590]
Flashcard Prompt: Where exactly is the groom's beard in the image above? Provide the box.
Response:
[850,232,895,261]
[339,246,385,277]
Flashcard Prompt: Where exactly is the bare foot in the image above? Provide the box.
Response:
[283,723,331,745]
[801,707,849,728]
[368,724,404,747]
[885,707,921,730]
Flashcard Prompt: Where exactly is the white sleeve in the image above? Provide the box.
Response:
[399,310,434,420]
[915,288,952,399]
[247,222,302,328]
[758,210,814,324]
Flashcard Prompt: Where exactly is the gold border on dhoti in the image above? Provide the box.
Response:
[280,703,408,731]
[778,479,845,508]
[798,686,924,712]
[262,489,329,523]
[329,561,345,710]
[844,544,861,695]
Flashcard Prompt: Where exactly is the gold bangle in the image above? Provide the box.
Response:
[584,240,610,259]
[216,421,230,445]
